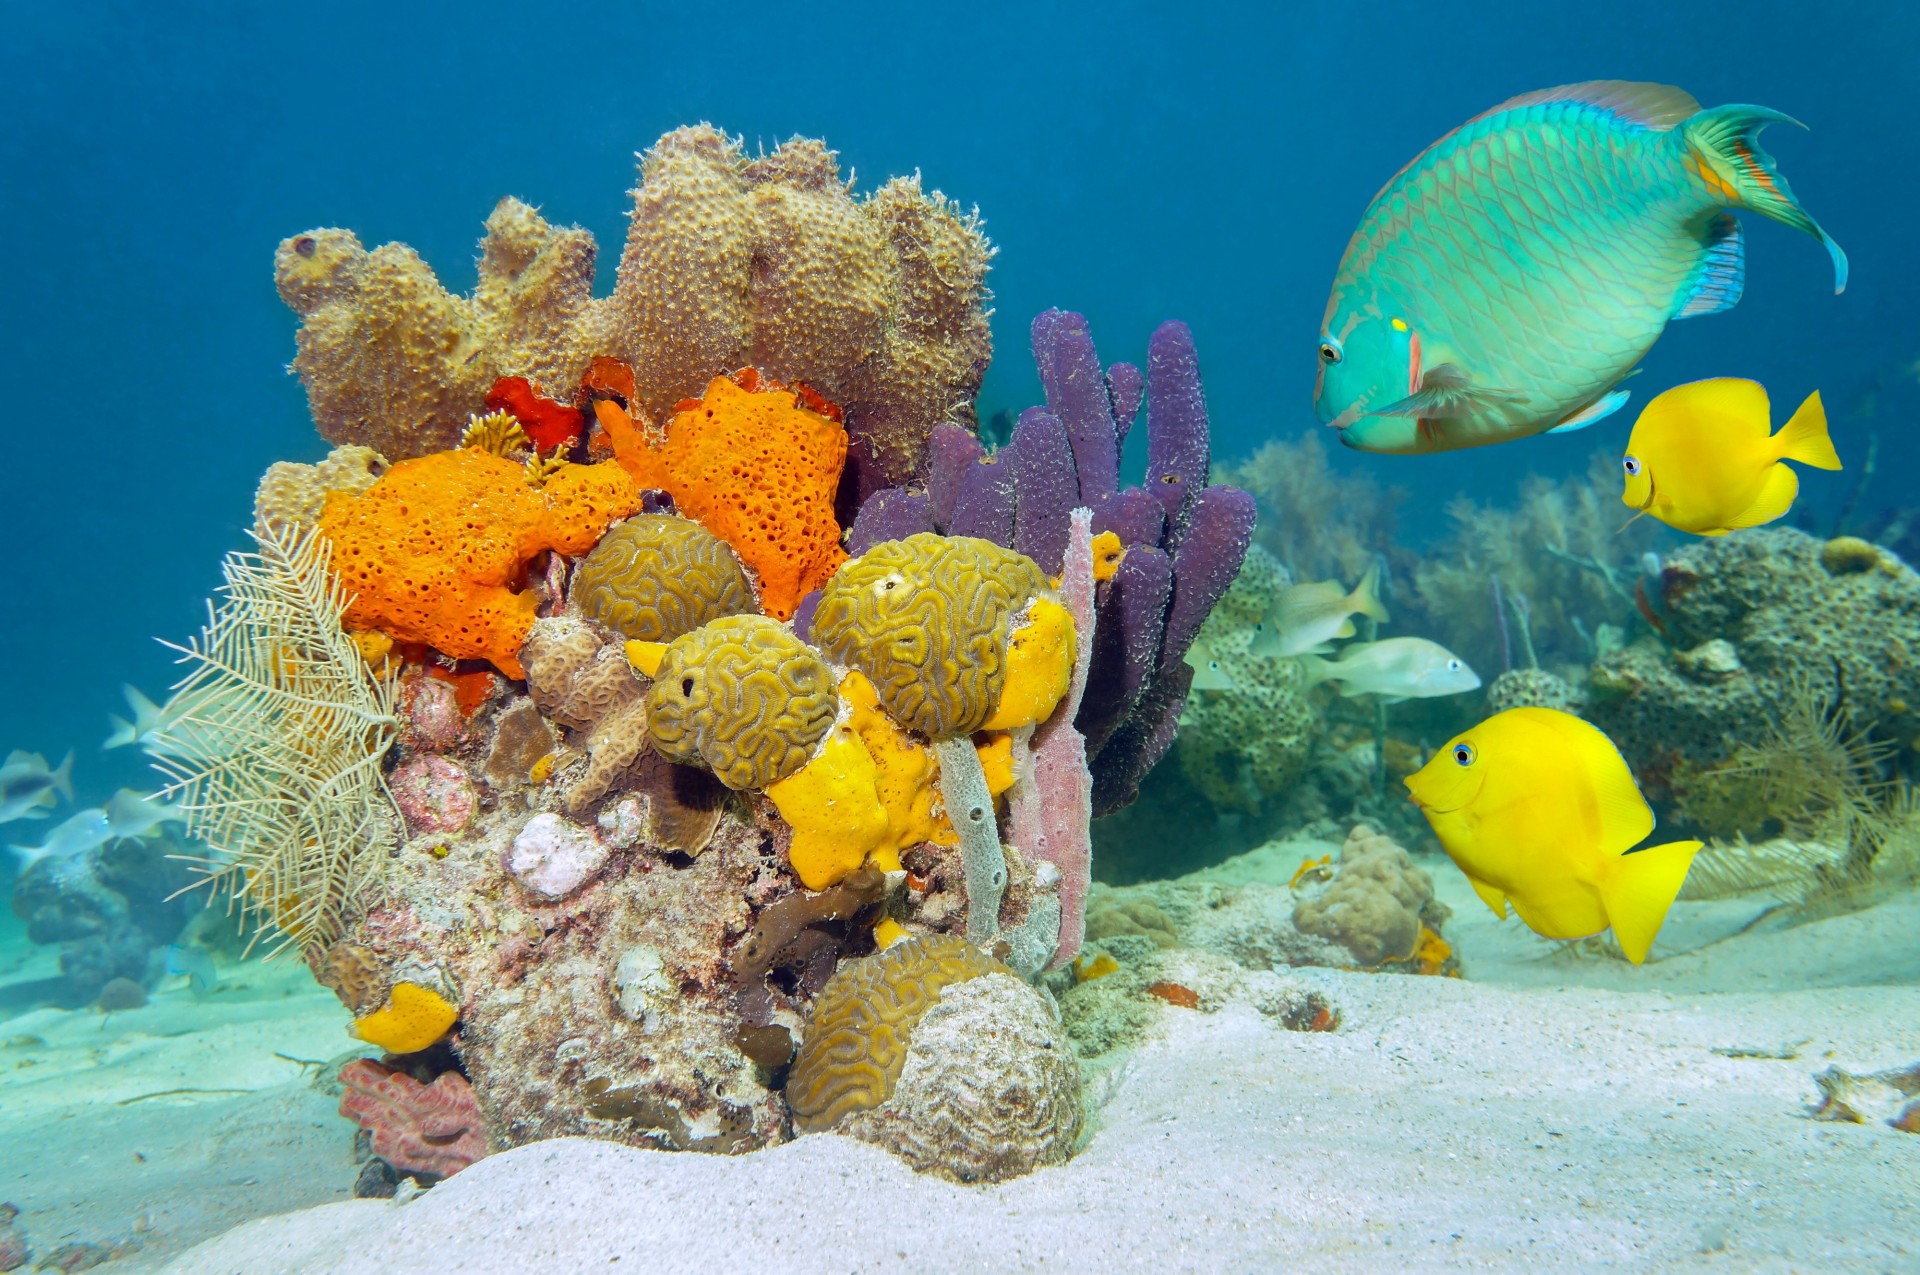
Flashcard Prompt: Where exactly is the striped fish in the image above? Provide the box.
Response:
[1313,82,1846,455]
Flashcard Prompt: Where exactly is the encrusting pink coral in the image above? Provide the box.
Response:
[338,1059,489,1179]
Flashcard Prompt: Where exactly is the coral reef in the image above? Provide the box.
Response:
[338,1059,490,1178]
[149,526,401,957]
[8,831,201,1004]
[253,444,388,540]
[277,126,992,492]
[812,533,1051,738]
[1484,667,1582,715]
[646,615,836,790]
[1222,432,1401,585]
[1289,826,1440,966]
[1174,546,1321,812]
[598,373,846,619]
[319,448,639,678]
[570,514,755,642]
[836,972,1082,1183]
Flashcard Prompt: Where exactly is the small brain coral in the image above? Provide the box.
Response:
[646,615,836,789]
[599,376,845,619]
[319,450,638,679]
[839,972,1082,1183]
[253,444,388,539]
[1291,825,1439,967]
[786,935,1010,1132]
[571,514,756,642]
[276,125,992,486]
[811,533,1049,738]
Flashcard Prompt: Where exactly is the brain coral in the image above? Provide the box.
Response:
[786,935,1010,1133]
[646,615,836,790]
[1291,825,1438,967]
[599,373,846,619]
[838,972,1082,1183]
[811,533,1049,738]
[572,514,755,642]
[1174,546,1321,812]
[319,451,638,679]
[253,444,388,539]
[276,125,992,488]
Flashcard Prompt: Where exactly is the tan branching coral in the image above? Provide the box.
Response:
[252,445,388,540]
[277,126,993,486]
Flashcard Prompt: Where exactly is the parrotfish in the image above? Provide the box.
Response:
[1301,637,1480,701]
[0,750,73,824]
[1250,563,1388,658]
[1316,81,1846,455]
[1621,379,1839,535]
[1405,707,1701,964]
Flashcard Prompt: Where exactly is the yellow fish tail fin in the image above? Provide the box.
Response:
[1349,561,1390,624]
[1726,464,1799,530]
[1775,390,1841,470]
[1599,839,1702,964]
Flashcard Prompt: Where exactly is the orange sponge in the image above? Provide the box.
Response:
[320,449,638,678]
[598,372,847,619]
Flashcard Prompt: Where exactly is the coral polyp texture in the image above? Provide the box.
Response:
[646,615,837,790]
[276,125,991,489]
[318,449,639,678]
[253,444,388,539]
[570,513,755,642]
[812,533,1051,738]
[599,373,847,618]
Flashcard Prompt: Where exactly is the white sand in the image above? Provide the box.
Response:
[8,864,1919,1273]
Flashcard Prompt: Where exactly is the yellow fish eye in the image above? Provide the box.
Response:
[1319,340,1342,365]
[1622,455,1642,477]
[1452,742,1476,766]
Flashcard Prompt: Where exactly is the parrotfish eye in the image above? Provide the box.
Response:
[1623,455,1641,477]
[1452,742,1475,766]
[1319,340,1342,365]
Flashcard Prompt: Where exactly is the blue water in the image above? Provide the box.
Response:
[3,1,1914,782]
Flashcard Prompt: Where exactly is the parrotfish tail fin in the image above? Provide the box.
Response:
[1776,390,1841,470]
[1350,562,1389,624]
[50,752,74,804]
[1682,105,1848,293]
[1599,839,1702,964]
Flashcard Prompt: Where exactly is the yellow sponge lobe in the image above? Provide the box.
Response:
[351,981,458,1054]
[981,598,1075,731]
[766,722,890,890]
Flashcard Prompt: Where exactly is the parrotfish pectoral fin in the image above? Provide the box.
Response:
[1467,876,1509,919]
[1682,104,1848,293]
[1674,213,1746,319]
[1545,390,1632,434]
[1726,464,1800,530]
[1600,839,1702,964]
[1775,390,1841,470]
[1371,365,1526,419]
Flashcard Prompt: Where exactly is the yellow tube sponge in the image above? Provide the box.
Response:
[765,721,890,890]
[350,981,458,1054]
[980,598,1076,731]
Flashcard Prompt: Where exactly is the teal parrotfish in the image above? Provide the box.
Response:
[1315,81,1847,455]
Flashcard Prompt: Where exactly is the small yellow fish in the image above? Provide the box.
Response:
[1620,378,1840,536]
[1404,707,1701,964]
[1250,562,1387,658]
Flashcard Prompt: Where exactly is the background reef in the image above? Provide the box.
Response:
[3,0,1918,789]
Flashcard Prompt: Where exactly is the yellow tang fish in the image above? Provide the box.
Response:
[1250,562,1387,658]
[1404,707,1701,964]
[1620,378,1840,536]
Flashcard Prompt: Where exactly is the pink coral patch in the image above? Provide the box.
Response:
[339,1060,488,1178]
[392,755,477,835]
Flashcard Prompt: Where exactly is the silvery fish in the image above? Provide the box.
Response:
[1301,637,1481,701]
[1315,81,1846,454]
[8,808,111,869]
[104,685,174,750]
[105,789,187,843]
[1183,637,1237,692]
[1250,563,1387,658]
[0,750,73,825]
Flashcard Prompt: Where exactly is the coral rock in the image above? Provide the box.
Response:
[840,972,1082,1183]
[482,700,557,792]
[1484,667,1582,715]
[253,444,387,540]
[571,513,755,642]
[646,616,836,790]
[277,127,992,490]
[319,450,639,678]
[391,755,477,835]
[508,813,610,899]
[812,533,1049,739]
[522,617,639,731]
[338,1059,489,1178]
[599,374,847,619]
[787,935,1011,1133]
[1291,826,1438,967]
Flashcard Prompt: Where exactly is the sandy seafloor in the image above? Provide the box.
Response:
[3,839,1916,1274]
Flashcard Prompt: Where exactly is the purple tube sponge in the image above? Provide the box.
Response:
[1159,485,1257,674]
[1106,362,1144,442]
[1143,322,1212,546]
[1030,311,1120,504]
[1007,409,1077,574]
[845,487,935,556]
[926,423,985,531]
[947,452,1018,545]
